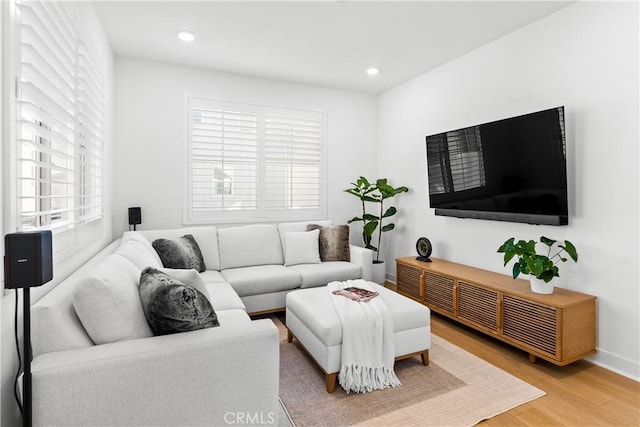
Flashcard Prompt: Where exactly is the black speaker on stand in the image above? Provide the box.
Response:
[128,207,141,231]
[4,230,53,427]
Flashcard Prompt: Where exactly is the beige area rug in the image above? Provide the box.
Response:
[275,318,545,427]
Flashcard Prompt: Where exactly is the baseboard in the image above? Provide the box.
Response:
[587,349,640,382]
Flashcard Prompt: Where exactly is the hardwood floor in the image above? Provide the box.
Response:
[430,312,639,426]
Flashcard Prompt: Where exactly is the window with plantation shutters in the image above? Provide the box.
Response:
[14,0,104,255]
[185,97,326,223]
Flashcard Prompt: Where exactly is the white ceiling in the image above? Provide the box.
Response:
[94,1,572,94]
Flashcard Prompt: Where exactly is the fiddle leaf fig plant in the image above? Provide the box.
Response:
[344,176,378,251]
[497,236,578,283]
[344,176,409,263]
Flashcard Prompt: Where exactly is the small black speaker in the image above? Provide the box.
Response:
[4,231,53,289]
[128,207,141,225]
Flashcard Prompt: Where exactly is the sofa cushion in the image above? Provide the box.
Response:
[217,225,283,269]
[204,282,246,311]
[139,267,219,335]
[72,255,153,345]
[114,238,162,270]
[288,261,362,288]
[283,230,321,267]
[199,270,227,284]
[152,234,206,272]
[121,231,163,266]
[215,308,252,326]
[307,224,350,262]
[221,265,301,297]
[138,227,221,271]
[32,282,95,358]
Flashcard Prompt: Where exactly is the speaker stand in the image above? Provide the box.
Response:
[23,288,32,427]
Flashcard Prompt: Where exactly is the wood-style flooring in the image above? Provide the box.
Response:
[430,312,639,426]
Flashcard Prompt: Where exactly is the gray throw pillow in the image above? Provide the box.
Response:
[152,234,206,272]
[307,224,350,262]
[139,267,219,336]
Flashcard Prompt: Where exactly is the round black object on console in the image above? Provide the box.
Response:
[416,237,432,262]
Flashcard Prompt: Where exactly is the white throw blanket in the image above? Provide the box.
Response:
[327,279,401,393]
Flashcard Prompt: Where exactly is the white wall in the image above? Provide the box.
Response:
[0,3,114,426]
[378,1,639,379]
[113,58,378,238]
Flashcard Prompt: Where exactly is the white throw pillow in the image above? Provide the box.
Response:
[277,220,332,253]
[121,231,163,266]
[284,229,321,266]
[114,238,162,270]
[73,255,153,345]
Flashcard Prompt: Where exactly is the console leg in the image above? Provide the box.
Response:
[326,373,338,393]
[287,329,293,343]
[529,353,537,363]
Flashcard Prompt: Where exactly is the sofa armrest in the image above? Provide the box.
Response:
[31,319,279,426]
[350,244,373,281]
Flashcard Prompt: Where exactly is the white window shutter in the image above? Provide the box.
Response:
[189,100,259,215]
[14,0,105,255]
[17,0,77,231]
[76,41,105,224]
[185,97,325,223]
[264,112,322,210]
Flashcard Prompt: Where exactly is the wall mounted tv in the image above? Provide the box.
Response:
[425,106,568,226]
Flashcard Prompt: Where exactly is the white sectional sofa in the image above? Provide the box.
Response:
[136,220,372,314]
[29,221,372,426]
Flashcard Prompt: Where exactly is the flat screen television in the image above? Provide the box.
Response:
[425,106,568,225]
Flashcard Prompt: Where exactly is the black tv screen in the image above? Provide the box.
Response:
[425,106,568,225]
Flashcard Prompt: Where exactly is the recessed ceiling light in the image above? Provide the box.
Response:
[366,67,380,76]
[177,30,195,42]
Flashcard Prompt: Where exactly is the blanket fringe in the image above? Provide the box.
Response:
[339,364,402,394]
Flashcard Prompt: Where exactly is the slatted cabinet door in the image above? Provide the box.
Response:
[457,281,499,333]
[396,262,423,301]
[423,271,455,315]
[502,295,559,360]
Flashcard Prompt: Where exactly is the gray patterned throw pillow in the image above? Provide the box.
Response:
[139,267,219,336]
[152,234,206,272]
[306,224,350,262]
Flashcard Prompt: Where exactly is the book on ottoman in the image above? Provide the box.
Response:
[332,287,379,302]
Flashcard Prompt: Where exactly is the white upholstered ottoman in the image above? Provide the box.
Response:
[285,282,431,393]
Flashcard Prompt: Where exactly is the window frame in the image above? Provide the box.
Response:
[183,95,327,224]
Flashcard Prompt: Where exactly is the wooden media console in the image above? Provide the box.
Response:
[395,257,596,365]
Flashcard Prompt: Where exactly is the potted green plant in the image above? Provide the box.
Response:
[497,236,578,294]
[344,176,408,283]
[343,176,378,252]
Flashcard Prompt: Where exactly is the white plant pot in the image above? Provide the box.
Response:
[372,261,386,285]
[530,276,554,294]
